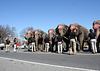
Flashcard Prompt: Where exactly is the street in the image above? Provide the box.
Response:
[0,48,100,71]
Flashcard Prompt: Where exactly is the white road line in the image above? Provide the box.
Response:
[0,56,98,71]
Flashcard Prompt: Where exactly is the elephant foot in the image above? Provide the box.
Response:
[79,50,83,52]
[41,50,43,52]
[28,49,31,52]
[36,50,38,52]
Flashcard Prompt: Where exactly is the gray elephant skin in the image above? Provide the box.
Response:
[56,24,69,51]
[35,29,47,51]
[48,29,57,52]
[68,23,89,51]
[93,20,100,52]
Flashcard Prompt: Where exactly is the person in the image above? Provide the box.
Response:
[31,35,36,52]
[18,42,21,49]
[38,35,43,51]
[16,41,18,49]
[44,35,49,52]
[57,35,63,53]
[28,37,32,51]
[69,29,77,55]
[14,38,17,52]
[88,29,97,54]
[5,38,10,52]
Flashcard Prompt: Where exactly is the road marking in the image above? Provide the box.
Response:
[0,56,98,71]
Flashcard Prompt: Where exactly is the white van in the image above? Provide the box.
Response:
[0,43,5,50]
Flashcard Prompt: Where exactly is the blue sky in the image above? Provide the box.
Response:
[0,0,100,36]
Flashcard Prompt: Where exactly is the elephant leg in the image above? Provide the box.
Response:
[39,44,40,51]
[39,44,42,51]
[87,41,91,51]
[50,43,53,52]
[56,42,58,52]
[66,41,69,52]
[79,34,84,52]
[28,43,30,51]
[97,42,99,53]
[97,35,100,53]
[40,44,43,51]
[36,41,38,51]
[51,44,53,52]
[79,41,83,52]
[52,43,54,52]
[43,41,44,51]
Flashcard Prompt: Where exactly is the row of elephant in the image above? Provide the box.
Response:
[25,20,100,52]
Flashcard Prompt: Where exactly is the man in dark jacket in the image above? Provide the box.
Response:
[57,35,63,53]
[38,36,43,51]
[31,35,35,52]
[44,35,49,52]
[5,38,10,52]
[14,38,17,52]
[88,29,97,54]
[69,29,77,55]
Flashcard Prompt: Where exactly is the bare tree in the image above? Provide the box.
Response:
[0,25,5,43]
[11,27,16,36]
[0,25,16,43]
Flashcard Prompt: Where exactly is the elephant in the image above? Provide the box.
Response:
[25,30,35,51]
[25,30,35,40]
[93,20,100,52]
[56,24,69,51]
[56,24,69,36]
[35,29,47,51]
[48,29,57,52]
[68,23,89,52]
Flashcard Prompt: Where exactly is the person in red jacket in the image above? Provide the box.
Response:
[17,42,21,49]
[18,42,21,46]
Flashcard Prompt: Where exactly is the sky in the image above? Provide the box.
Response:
[0,0,100,37]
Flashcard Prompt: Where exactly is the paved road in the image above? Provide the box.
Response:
[0,49,100,71]
[0,57,84,71]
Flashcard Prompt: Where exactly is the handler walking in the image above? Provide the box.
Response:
[14,38,17,52]
[5,38,10,52]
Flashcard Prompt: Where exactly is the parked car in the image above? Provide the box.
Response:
[0,43,5,50]
[83,42,89,51]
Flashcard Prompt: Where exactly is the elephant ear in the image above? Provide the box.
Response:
[77,25,81,28]
[68,26,71,33]
[65,25,68,30]
[76,25,82,34]
[55,27,59,35]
